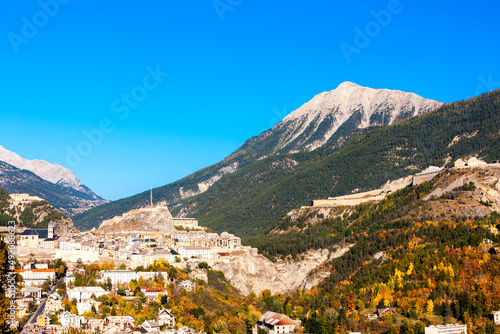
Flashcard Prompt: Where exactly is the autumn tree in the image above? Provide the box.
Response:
[0,237,19,334]
[426,300,434,315]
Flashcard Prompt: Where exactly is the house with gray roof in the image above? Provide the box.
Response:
[20,222,55,248]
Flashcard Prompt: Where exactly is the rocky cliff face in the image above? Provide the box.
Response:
[213,246,352,296]
[98,205,175,233]
[419,165,500,220]
[241,82,444,154]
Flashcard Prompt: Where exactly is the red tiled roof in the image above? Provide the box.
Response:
[260,311,297,327]
[16,269,56,272]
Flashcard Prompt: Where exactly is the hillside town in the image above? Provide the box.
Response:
[5,158,500,334]
[7,193,249,334]
[13,189,242,264]
[19,217,242,265]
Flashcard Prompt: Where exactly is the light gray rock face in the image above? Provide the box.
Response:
[213,246,352,296]
[0,145,99,198]
[98,205,175,233]
[249,82,444,154]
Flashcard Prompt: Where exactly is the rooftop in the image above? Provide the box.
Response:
[17,269,56,273]
[259,311,298,327]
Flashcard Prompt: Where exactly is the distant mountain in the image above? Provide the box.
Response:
[0,160,108,216]
[72,82,444,231]
[0,145,97,196]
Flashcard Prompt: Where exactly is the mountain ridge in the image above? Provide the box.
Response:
[0,144,102,199]
[168,89,500,238]
[226,82,443,159]
[73,82,444,231]
[0,160,108,216]
[270,81,444,152]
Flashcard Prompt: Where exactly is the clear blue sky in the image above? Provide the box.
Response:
[1,0,499,200]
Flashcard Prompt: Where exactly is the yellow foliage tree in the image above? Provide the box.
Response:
[100,260,115,271]
[426,300,434,315]
[407,262,414,276]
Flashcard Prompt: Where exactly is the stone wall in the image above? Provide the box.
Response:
[412,171,440,185]
[54,250,100,263]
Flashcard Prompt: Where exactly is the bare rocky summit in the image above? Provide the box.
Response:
[249,81,444,153]
[0,145,95,196]
[73,82,445,230]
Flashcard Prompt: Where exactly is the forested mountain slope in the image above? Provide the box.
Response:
[166,89,500,238]
[75,89,499,235]
[246,171,500,334]
[72,83,443,231]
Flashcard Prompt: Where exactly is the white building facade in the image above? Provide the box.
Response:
[100,270,138,285]
[493,311,500,325]
[67,287,107,302]
[178,246,213,259]
[18,269,56,280]
[59,311,85,328]
[99,270,168,285]
[425,324,467,334]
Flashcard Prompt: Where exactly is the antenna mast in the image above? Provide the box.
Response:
[150,187,153,206]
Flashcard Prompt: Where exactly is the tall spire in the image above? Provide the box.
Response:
[150,187,153,206]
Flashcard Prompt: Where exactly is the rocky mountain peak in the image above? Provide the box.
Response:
[0,145,91,195]
[277,82,444,152]
[72,82,446,230]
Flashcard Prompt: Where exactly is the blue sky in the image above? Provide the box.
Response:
[0,0,499,200]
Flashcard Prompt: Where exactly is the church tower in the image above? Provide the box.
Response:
[48,222,54,239]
